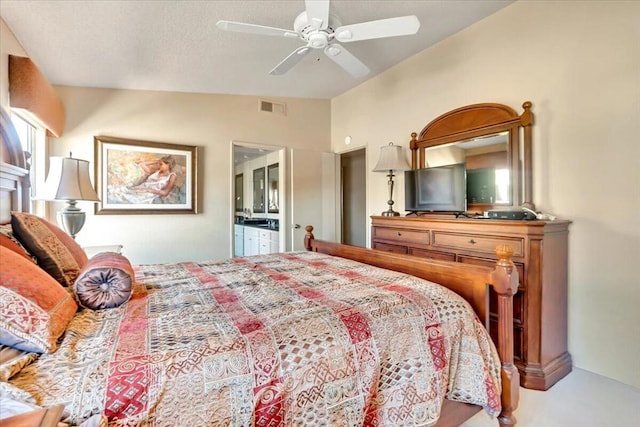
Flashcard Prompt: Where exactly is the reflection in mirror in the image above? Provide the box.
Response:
[253,167,265,213]
[235,173,243,212]
[424,132,510,206]
[267,163,279,213]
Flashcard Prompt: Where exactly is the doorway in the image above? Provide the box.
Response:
[340,148,366,247]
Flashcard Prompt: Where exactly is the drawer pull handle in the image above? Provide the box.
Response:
[397,232,402,236]
[469,239,477,244]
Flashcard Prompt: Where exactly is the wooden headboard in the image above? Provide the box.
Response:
[0,107,29,223]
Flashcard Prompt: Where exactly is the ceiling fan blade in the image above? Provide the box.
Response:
[324,44,370,78]
[216,20,299,39]
[305,0,330,29]
[270,46,311,75]
[334,15,420,42]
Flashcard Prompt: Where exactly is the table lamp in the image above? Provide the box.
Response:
[39,154,100,239]
[373,142,410,216]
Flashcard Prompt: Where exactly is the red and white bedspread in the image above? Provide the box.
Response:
[6,251,501,426]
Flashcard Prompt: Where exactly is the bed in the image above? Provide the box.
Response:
[0,113,518,426]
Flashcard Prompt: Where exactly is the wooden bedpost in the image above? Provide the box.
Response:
[409,132,418,169]
[304,225,314,251]
[491,245,520,426]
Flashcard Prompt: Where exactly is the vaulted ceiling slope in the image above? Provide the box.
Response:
[0,0,512,99]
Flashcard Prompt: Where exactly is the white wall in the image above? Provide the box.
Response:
[331,1,640,388]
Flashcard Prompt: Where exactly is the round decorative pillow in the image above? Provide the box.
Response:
[74,252,135,310]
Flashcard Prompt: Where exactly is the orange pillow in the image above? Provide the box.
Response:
[0,246,78,353]
[11,212,88,287]
[0,224,35,262]
[0,234,34,263]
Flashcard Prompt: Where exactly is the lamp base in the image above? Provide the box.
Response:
[381,210,401,217]
[57,202,86,240]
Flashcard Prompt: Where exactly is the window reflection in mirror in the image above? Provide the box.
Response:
[253,167,265,213]
[424,131,510,206]
[235,173,243,212]
[267,163,279,213]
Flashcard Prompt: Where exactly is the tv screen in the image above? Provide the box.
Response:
[404,163,466,212]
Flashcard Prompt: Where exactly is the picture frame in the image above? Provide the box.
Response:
[94,135,198,215]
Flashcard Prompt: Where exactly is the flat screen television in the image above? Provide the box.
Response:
[404,163,466,213]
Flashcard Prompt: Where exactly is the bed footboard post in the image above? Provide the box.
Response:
[492,245,520,427]
[304,225,315,251]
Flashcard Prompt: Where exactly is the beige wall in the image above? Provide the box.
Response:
[51,86,330,264]
[332,1,640,387]
[2,17,332,265]
[0,19,27,108]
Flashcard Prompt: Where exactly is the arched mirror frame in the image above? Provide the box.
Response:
[409,101,534,213]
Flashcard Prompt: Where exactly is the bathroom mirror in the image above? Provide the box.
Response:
[253,167,265,213]
[267,163,279,213]
[235,173,243,212]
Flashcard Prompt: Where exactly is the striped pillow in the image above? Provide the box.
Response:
[74,252,135,310]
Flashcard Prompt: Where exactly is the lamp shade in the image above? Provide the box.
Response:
[39,156,100,202]
[373,142,410,172]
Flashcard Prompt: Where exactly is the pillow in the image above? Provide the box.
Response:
[0,345,38,381]
[0,234,35,263]
[0,246,78,353]
[0,224,35,263]
[11,212,88,287]
[74,252,135,310]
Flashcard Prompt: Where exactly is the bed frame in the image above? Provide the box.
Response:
[305,227,519,426]
[0,113,519,426]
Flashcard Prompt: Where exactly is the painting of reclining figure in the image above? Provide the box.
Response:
[94,135,198,214]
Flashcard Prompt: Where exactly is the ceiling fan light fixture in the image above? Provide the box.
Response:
[308,33,328,48]
[326,46,341,56]
[337,30,352,40]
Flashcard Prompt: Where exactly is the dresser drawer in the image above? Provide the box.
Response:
[432,232,523,256]
[373,241,408,254]
[409,248,456,262]
[373,227,429,245]
[459,256,525,323]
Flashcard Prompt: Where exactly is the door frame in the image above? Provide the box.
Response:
[231,140,286,258]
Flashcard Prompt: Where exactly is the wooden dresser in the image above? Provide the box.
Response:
[371,215,571,390]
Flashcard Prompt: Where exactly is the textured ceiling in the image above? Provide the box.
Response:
[1,0,512,99]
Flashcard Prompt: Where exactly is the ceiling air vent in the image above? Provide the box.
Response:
[259,99,286,116]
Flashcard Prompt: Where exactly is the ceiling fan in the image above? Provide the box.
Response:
[216,0,420,78]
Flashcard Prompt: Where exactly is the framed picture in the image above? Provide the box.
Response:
[94,135,198,214]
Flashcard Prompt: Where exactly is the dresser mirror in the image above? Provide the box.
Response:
[409,101,534,213]
[267,163,279,213]
[424,132,510,205]
[252,167,265,213]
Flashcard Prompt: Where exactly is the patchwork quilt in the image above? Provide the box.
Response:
[6,252,501,426]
